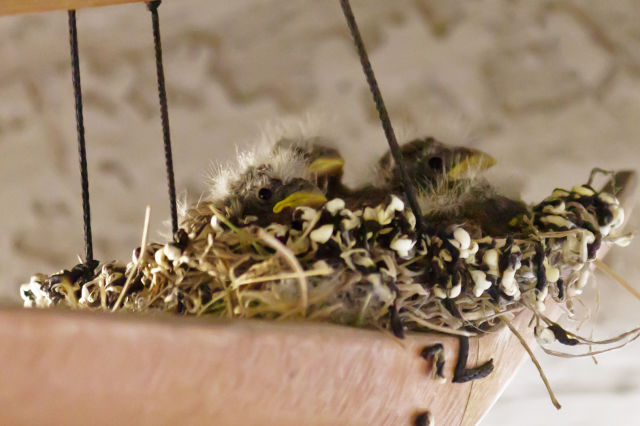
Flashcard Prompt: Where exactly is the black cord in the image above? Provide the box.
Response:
[68,10,94,263]
[338,0,425,234]
[147,0,178,235]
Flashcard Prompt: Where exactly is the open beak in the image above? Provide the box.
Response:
[307,157,345,177]
[447,150,496,180]
[273,191,328,213]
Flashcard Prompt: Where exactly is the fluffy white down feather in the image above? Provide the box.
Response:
[206,117,341,202]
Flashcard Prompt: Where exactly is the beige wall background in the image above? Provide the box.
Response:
[0,0,639,424]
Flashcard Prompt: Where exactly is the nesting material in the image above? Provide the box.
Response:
[20,173,633,346]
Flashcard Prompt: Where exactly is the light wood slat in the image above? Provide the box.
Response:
[0,0,151,17]
[0,309,472,426]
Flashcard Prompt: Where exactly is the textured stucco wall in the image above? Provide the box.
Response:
[1,1,639,424]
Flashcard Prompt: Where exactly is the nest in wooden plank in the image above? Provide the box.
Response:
[20,169,634,349]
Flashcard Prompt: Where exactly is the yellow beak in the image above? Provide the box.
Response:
[307,157,345,176]
[272,192,328,213]
[447,152,496,180]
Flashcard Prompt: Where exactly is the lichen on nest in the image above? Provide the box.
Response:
[20,170,634,348]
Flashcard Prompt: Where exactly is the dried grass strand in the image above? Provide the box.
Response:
[541,332,640,358]
[232,268,333,288]
[257,228,309,316]
[504,318,562,409]
[595,259,640,302]
[112,206,151,312]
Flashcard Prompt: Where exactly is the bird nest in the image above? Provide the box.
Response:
[20,170,633,347]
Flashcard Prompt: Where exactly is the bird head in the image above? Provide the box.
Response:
[378,137,496,191]
[211,141,327,225]
[230,172,327,221]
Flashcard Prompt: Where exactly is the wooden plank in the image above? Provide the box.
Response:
[0,0,152,17]
[0,309,471,426]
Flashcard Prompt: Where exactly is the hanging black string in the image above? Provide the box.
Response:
[338,0,425,233]
[68,10,93,263]
[147,0,178,235]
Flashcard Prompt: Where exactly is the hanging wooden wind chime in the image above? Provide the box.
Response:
[1,1,639,425]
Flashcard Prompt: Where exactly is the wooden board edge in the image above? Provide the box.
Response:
[0,0,152,17]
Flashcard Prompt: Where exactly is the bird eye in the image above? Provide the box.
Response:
[428,156,443,171]
[258,187,273,201]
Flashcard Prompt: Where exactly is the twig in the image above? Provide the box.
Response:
[232,268,333,288]
[404,311,473,337]
[258,229,308,316]
[112,206,151,311]
[536,311,640,347]
[541,330,640,358]
[595,259,640,302]
[503,318,562,409]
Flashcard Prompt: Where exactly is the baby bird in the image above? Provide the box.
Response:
[379,137,527,237]
[241,134,525,237]
[303,136,500,211]
[209,141,327,226]
[377,137,496,193]
[270,137,383,207]
[348,136,526,237]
